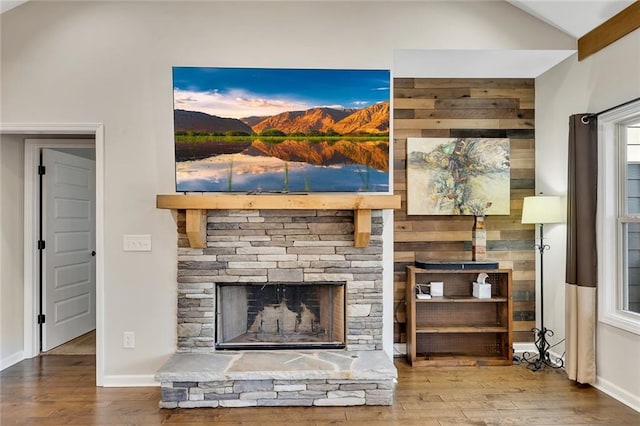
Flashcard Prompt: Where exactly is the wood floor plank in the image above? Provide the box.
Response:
[43,330,96,356]
[1,355,639,425]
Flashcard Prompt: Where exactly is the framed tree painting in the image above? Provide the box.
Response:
[406,138,510,215]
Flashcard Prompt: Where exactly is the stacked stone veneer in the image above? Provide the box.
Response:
[161,377,394,408]
[176,209,384,352]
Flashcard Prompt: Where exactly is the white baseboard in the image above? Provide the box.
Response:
[393,343,406,357]
[0,351,24,371]
[102,374,159,387]
[595,376,640,413]
[513,342,537,355]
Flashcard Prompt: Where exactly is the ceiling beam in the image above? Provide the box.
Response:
[578,1,640,61]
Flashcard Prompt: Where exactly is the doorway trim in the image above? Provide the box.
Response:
[0,123,104,386]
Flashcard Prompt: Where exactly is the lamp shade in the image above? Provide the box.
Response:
[521,195,564,224]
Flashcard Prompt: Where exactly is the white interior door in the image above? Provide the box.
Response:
[42,148,96,351]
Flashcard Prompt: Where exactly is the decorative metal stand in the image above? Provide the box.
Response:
[521,223,564,371]
[523,326,564,370]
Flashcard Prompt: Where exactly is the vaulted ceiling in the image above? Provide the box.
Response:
[1,0,635,39]
[0,0,27,14]
[508,0,635,38]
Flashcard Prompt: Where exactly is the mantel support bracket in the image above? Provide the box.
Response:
[185,209,207,249]
[354,209,372,248]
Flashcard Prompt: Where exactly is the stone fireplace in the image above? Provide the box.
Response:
[155,205,397,408]
[175,209,385,353]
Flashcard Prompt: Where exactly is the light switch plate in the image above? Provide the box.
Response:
[123,234,152,252]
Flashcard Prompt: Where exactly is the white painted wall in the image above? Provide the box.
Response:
[536,30,640,410]
[0,135,25,369]
[0,1,574,381]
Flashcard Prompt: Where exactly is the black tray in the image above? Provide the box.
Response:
[415,260,499,270]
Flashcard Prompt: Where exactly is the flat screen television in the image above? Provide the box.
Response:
[172,67,390,193]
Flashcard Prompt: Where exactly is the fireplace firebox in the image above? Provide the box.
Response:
[216,282,345,350]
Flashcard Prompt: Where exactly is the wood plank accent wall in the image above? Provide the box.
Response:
[393,78,536,344]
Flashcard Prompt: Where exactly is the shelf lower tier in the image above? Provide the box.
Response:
[409,353,512,367]
[408,331,512,367]
[416,325,508,333]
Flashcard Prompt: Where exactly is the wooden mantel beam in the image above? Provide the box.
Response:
[578,1,640,61]
[157,194,401,248]
[157,194,400,211]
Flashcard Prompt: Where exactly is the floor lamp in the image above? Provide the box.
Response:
[521,194,564,371]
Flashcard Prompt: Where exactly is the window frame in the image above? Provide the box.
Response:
[598,100,640,335]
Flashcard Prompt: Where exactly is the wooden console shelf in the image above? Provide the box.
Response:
[156,194,400,248]
[406,266,513,367]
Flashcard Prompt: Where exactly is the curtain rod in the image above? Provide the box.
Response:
[581,97,640,124]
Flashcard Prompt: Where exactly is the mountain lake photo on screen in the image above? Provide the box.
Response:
[172,67,390,193]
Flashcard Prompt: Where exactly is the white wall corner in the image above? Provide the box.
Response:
[382,209,394,360]
[0,351,24,371]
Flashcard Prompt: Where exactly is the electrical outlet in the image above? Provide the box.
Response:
[123,234,152,252]
[123,331,135,348]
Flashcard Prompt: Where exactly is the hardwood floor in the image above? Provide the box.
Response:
[42,331,96,356]
[1,355,639,425]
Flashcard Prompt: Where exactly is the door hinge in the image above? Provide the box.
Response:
[38,165,46,175]
[37,240,46,250]
[37,314,46,324]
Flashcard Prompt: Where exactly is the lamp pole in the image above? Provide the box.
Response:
[539,223,548,336]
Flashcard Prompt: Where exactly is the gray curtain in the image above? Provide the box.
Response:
[565,114,597,384]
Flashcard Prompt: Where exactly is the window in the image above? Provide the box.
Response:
[622,125,640,314]
[599,100,640,334]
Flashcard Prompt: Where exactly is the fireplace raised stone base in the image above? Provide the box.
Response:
[156,350,396,408]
